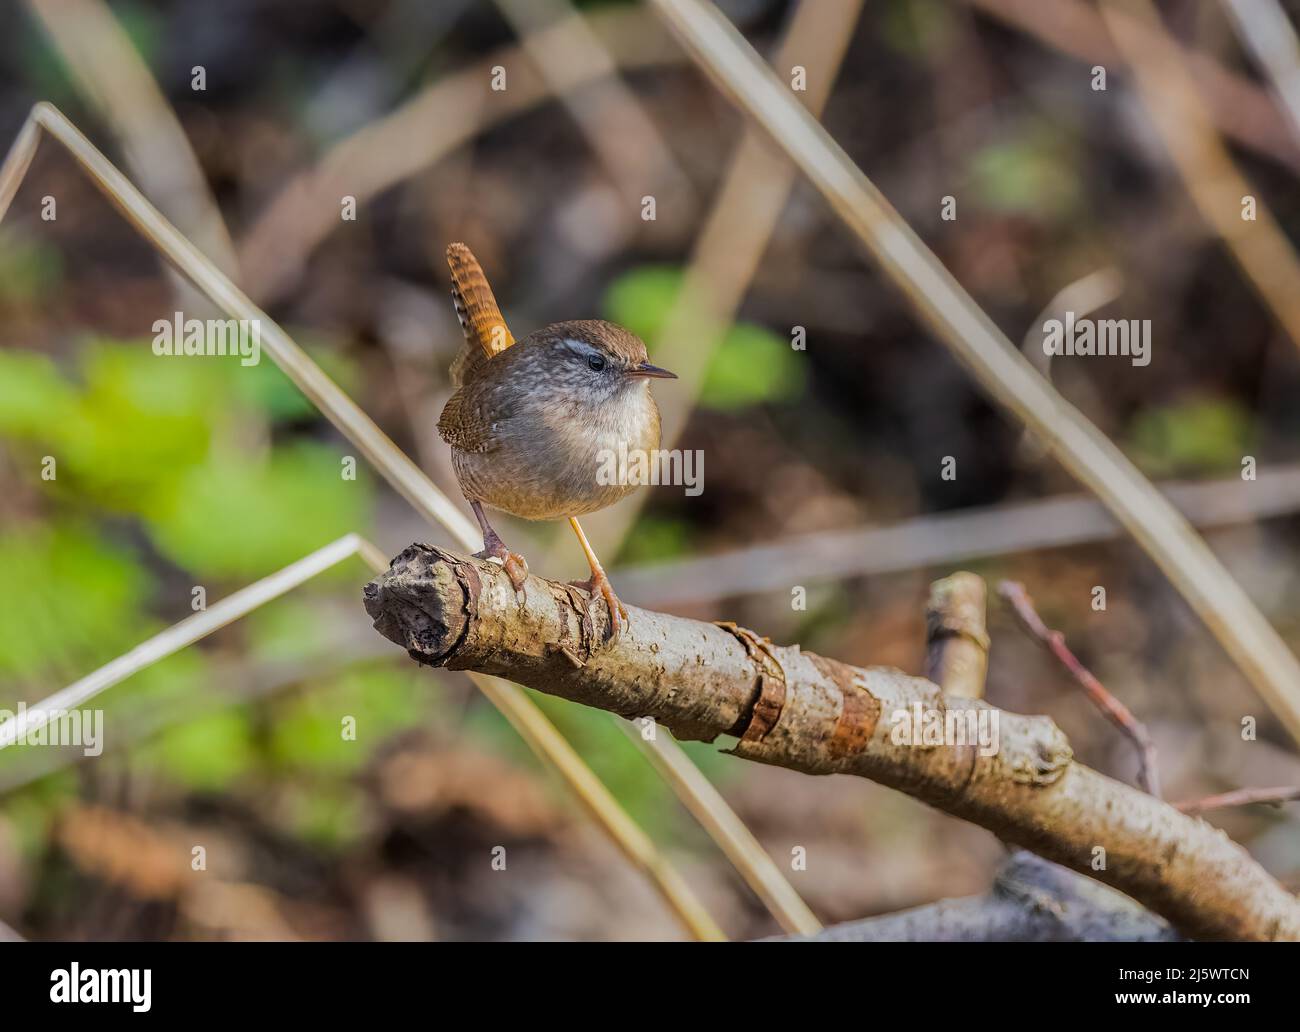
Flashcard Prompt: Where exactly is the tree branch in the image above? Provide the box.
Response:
[363,544,1300,941]
[778,852,1178,942]
[924,572,990,700]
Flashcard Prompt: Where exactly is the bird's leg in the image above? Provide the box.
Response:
[470,500,528,592]
[567,516,629,635]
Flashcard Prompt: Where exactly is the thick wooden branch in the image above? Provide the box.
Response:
[363,544,1300,941]
[779,852,1179,942]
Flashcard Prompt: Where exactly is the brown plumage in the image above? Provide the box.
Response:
[437,243,675,633]
[446,241,513,362]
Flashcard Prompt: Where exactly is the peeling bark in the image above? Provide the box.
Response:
[363,544,1300,941]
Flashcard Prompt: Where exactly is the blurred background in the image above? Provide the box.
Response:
[1,0,1300,941]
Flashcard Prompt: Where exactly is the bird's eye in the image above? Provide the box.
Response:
[587,354,606,372]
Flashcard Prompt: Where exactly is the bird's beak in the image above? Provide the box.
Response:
[627,361,677,379]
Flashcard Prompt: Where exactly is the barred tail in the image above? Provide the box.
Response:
[446,242,515,359]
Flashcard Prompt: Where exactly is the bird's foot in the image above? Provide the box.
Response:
[475,530,529,594]
[569,569,629,640]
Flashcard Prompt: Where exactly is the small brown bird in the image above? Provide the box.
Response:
[437,243,675,631]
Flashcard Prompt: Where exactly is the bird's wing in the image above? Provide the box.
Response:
[438,375,512,454]
[446,242,515,386]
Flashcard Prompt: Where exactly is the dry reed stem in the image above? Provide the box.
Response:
[26,0,238,277]
[0,534,368,750]
[614,718,821,935]
[966,0,1300,173]
[1219,0,1300,143]
[614,462,1300,606]
[494,0,694,211]
[646,0,1300,748]
[1099,0,1300,359]
[238,5,683,304]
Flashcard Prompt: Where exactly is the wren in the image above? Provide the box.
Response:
[437,243,675,633]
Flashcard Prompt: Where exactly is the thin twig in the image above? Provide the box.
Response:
[645,0,1300,750]
[999,581,1160,798]
[920,574,1176,943]
[1175,786,1300,815]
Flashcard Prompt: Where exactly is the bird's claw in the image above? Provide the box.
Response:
[569,571,628,640]
[502,552,529,593]
[475,531,529,595]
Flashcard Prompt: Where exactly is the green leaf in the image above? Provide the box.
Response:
[56,343,216,511]
[227,333,359,423]
[0,230,64,306]
[604,264,683,341]
[0,341,217,513]
[0,350,78,437]
[0,522,151,681]
[966,129,1080,219]
[266,666,422,775]
[277,784,368,849]
[147,441,371,578]
[700,323,805,410]
[614,515,692,566]
[142,709,257,790]
[1127,397,1253,476]
[604,265,806,410]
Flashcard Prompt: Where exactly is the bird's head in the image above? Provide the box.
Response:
[534,320,676,406]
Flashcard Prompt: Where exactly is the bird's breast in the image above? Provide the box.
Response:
[455,388,661,520]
